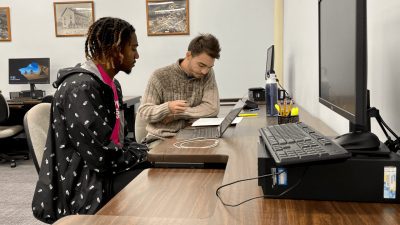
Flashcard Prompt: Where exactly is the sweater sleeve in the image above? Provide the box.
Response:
[176,70,220,119]
[138,74,171,123]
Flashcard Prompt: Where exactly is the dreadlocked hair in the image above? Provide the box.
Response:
[85,17,135,69]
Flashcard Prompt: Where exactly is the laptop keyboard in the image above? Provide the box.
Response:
[7,98,37,104]
[177,127,219,139]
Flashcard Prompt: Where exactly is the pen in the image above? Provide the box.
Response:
[283,99,287,116]
[287,100,293,116]
[277,101,283,116]
[239,113,258,117]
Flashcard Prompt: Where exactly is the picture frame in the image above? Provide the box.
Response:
[146,0,189,36]
[0,7,11,41]
[53,1,94,37]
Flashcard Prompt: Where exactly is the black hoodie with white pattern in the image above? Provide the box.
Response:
[32,62,148,224]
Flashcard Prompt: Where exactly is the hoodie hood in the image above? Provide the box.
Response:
[52,61,104,88]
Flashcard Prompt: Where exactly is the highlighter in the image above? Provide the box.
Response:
[239,113,258,117]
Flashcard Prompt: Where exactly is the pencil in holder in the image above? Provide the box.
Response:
[278,115,299,124]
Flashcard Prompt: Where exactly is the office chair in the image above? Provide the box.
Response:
[0,93,26,168]
[41,95,54,103]
[23,103,51,173]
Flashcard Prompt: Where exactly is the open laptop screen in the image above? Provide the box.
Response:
[219,99,246,135]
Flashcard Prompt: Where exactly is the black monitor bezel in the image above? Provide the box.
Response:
[265,45,275,79]
[318,0,369,132]
[8,58,51,85]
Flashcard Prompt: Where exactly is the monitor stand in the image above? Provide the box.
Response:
[30,83,37,99]
[334,92,389,155]
[22,83,43,99]
[334,131,389,155]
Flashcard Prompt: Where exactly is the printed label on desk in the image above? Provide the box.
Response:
[383,166,396,199]
[276,168,288,186]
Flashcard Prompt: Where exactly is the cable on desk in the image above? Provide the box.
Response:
[216,167,308,207]
[173,137,219,149]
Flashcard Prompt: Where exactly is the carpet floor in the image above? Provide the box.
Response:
[0,159,47,225]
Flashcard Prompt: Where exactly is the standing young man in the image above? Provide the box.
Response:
[32,17,150,223]
[138,34,221,145]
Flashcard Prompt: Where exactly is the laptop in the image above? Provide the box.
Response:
[176,99,246,139]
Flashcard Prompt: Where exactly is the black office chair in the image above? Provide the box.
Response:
[0,93,28,167]
[41,95,54,103]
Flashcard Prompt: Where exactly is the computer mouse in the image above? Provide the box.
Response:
[334,132,380,151]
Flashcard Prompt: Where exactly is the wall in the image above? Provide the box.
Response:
[274,0,283,83]
[0,0,274,98]
[283,0,400,141]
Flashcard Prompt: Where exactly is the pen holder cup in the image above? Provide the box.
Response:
[278,115,299,124]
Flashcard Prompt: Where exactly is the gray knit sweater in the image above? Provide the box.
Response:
[138,59,220,140]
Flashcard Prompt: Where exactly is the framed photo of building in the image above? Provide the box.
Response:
[0,7,11,41]
[146,0,189,36]
[53,1,94,37]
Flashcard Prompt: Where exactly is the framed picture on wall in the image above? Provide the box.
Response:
[53,1,94,37]
[146,0,189,36]
[0,7,11,41]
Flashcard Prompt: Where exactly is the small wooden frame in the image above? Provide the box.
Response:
[146,0,189,36]
[53,1,94,37]
[0,7,11,41]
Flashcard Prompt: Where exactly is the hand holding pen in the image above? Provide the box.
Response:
[168,100,188,114]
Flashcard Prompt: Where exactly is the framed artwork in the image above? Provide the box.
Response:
[0,7,11,41]
[53,1,94,37]
[146,0,189,36]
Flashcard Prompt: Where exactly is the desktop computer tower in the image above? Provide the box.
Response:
[258,138,400,203]
[9,91,20,100]
[10,90,45,99]
[20,90,45,99]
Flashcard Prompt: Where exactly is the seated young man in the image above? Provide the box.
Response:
[138,34,222,147]
[31,17,151,224]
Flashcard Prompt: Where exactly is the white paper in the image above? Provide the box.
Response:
[191,117,243,127]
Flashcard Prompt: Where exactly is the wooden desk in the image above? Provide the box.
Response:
[5,96,140,131]
[54,106,400,225]
[7,99,42,109]
[5,99,42,125]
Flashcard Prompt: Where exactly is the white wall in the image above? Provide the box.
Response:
[283,0,400,141]
[0,0,274,99]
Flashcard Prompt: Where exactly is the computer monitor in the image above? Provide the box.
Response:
[9,58,50,98]
[265,45,275,79]
[318,0,380,150]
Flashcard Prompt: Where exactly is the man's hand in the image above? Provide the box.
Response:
[168,100,188,114]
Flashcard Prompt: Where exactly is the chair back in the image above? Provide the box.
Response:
[24,103,51,173]
[0,93,10,123]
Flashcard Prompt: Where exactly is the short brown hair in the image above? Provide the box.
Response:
[188,34,221,59]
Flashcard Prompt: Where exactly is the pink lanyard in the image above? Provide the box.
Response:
[96,64,121,146]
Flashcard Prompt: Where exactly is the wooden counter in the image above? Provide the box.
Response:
[55,106,400,225]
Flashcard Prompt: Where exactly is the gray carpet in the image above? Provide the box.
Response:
[0,159,47,225]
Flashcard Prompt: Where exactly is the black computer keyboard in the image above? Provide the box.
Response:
[7,97,36,104]
[259,122,351,165]
[7,99,24,104]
